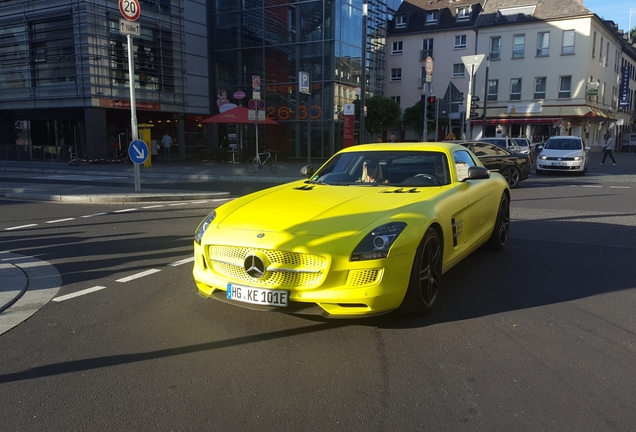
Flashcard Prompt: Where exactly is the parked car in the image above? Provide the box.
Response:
[512,137,532,160]
[458,141,531,188]
[193,142,510,318]
[535,136,589,175]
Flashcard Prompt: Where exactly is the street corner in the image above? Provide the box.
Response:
[0,252,62,336]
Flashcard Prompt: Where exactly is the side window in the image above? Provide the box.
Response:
[472,143,498,157]
[453,150,476,181]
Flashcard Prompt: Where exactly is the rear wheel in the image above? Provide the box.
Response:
[486,192,510,251]
[501,166,521,188]
[401,227,442,315]
[247,157,258,173]
[269,157,277,173]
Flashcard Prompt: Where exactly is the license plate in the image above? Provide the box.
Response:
[552,162,567,166]
[226,283,289,307]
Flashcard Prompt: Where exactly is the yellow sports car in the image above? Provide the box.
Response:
[193,143,510,318]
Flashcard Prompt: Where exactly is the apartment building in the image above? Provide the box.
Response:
[387,0,636,148]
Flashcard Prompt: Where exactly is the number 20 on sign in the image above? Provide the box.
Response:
[119,0,141,21]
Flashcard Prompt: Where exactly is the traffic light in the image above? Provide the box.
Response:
[470,96,480,120]
[426,96,437,121]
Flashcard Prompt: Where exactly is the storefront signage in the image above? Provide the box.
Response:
[586,81,599,96]
[619,67,630,106]
[343,103,355,148]
[507,103,542,114]
[100,99,161,110]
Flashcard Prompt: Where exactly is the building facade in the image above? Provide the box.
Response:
[0,0,209,162]
[207,0,400,160]
[386,0,636,149]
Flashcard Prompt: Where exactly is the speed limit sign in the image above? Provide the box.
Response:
[119,0,141,21]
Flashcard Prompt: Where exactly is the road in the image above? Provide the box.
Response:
[0,170,635,431]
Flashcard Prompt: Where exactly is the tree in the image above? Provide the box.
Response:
[403,99,426,136]
[630,26,636,44]
[354,96,402,136]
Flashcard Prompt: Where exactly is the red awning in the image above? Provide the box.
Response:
[472,117,561,125]
[201,106,280,125]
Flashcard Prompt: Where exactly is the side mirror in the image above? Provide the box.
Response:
[584,146,591,152]
[300,165,315,178]
[464,166,490,181]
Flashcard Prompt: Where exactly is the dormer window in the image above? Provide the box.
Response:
[426,11,439,25]
[457,6,471,21]
[396,15,407,29]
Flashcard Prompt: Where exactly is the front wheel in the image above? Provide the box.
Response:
[268,157,277,173]
[401,227,442,315]
[247,157,258,173]
[486,192,510,251]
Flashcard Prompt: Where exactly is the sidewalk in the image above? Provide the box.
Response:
[0,158,314,202]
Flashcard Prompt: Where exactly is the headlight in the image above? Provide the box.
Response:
[573,155,582,161]
[539,154,547,160]
[194,210,216,245]
[351,222,407,261]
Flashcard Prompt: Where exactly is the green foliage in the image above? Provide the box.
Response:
[354,96,402,135]
[403,99,425,135]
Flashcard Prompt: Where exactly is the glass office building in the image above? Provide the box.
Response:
[209,0,399,160]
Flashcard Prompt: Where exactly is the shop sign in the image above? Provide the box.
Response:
[586,81,599,96]
[507,103,542,114]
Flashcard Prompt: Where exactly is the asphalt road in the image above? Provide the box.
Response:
[0,170,635,431]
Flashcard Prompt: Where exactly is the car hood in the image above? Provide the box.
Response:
[217,183,440,238]
[539,149,585,158]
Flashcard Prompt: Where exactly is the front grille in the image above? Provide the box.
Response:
[543,156,576,161]
[346,269,382,287]
[207,246,327,288]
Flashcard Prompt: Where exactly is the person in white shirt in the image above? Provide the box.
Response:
[161,132,173,161]
[600,132,616,165]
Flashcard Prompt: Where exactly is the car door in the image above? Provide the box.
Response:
[453,149,499,245]
[471,142,508,172]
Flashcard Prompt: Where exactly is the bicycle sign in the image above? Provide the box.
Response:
[119,0,141,21]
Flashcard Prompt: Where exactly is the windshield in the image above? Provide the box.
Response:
[545,138,582,150]
[310,151,451,187]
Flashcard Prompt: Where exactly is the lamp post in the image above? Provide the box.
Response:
[629,9,636,41]
[481,57,490,137]
[359,0,368,144]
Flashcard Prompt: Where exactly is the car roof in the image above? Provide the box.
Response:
[338,142,468,154]
[546,136,581,140]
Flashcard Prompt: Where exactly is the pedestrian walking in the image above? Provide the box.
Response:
[600,133,616,165]
[389,134,397,143]
[162,132,173,161]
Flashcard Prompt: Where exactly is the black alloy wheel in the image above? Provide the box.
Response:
[501,166,521,188]
[486,192,510,251]
[401,227,442,314]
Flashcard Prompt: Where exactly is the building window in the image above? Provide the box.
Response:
[421,38,433,59]
[454,35,467,49]
[453,63,465,77]
[490,37,501,60]
[606,42,609,65]
[559,76,571,98]
[457,6,471,21]
[390,96,401,105]
[537,32,549,56]
[426,11,439,24]
[396,15,407,28]
[29,17,77,87]
[391,68,402,82]
[600,37,603,61]
[510,78,522,100]
[534,77,546,99]
[513,35,525,58]
[488,80,498,101]
[562,30,575,55]
[592,32,596,57]
[392,41,403,54]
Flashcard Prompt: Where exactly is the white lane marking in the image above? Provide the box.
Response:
[5,224,38,231]
[582,185,602,188]
[142,205,165,209]
[82,212,107,218]
[116,269,161,282]
[168,256,195,267]
[168,203,188,206]
[113,208,138,213]
[609,186,630,189]
[190,201,209,204]
[46,218,76,224]
[53,286,107,302]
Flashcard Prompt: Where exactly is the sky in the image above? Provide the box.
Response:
[583,0,636,32]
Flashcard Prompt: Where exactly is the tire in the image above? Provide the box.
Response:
[269,157,277,173]
[486,192,510,251]
[401,227,442,315]
[247,157,258,173]
[501,166,520,188]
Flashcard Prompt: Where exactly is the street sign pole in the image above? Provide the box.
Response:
[461,54,485,140]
